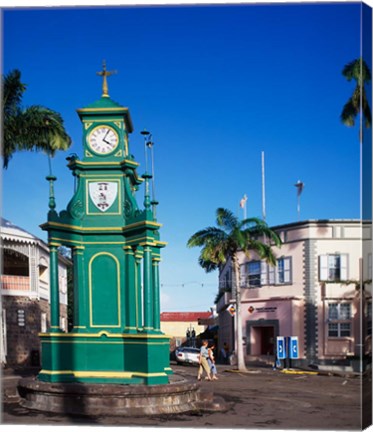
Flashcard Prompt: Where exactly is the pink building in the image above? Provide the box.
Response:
[217,219,371,371]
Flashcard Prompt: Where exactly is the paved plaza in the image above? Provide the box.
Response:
[2,362,368,429]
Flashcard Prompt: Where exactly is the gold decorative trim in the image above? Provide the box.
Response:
[81,173,123,178]
[39,369,167,379]
[88,252,121,328]
[114,150,123,157]
[123,220,162,232]
[44,221,123,231]
[49,242,62,248]
[76,161,122,166]
[86,178,121,216]
[82,118,125,123]
[77,107,129,113]
[39,331,171,339]
[126,237,167,247]
[50,237,126,246]
[40,340,170,346]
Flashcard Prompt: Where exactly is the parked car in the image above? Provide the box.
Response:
[175,347,200,365]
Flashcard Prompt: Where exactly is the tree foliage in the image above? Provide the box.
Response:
[341,58,372,129]
[187,207,281,371]
[187,208,281,272]
[2,69,72,168]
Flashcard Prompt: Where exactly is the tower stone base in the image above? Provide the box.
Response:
[18,375,227,417]
[39,331,172,385]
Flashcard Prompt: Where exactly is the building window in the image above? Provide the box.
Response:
[267,257,292,285]
[319,254,348,281]
[276,257,292,284]
[220,269,232,291]
[241,257,292,287]
[328,303,351,337]
[247,261,261,287]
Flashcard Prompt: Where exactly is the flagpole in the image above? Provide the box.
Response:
[295,180,304,221]
[239,194,248,220]
[261,151,266,221]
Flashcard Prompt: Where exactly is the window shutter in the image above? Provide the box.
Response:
[319,255,328,281]
[340,254,348,281]
[240,264,246,287]
[268,265,275,284]
[260,262,268,285]
[284,257,291,283]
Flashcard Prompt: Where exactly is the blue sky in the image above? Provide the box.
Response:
[2,2,372,312]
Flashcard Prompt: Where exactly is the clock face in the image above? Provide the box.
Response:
[87,126,119,154]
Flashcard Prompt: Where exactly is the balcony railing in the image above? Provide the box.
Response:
[1,275,30,291]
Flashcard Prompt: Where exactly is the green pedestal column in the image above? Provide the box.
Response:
[72,246,87,332]
[135,254,143,330]
[125,247,137,333]
[143,246,153,332]
[49,246,61,331]
[153,259,161,331]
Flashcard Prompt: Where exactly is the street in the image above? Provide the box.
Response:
[1,363,364,429]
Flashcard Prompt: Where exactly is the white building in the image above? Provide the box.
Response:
[1,218,69,367]
[217,219,371,370]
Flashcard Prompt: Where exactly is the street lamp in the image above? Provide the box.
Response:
[146,139,159,219]
[140,129,151,174]
[141,129,158,219]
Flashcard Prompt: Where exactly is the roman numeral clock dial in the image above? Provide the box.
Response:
[87,126,119,155]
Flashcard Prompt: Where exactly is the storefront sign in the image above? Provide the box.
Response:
[227,304,236,317]
[248,306,277,313]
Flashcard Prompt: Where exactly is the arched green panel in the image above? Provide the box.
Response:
[89,252,121,328]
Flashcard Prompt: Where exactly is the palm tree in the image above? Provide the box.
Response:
[187,207,281,371]
[340,58,371,130]
[2,69,71,168]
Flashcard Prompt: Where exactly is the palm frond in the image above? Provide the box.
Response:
[340,97,359,126]
[3,69,26,118]
[341,58,372,130]
[342,59,362,82]
[187,227,227,248]
[362,89,372,128]
[2,69,72,168]
[187,207,281,274]
[216,208,239,232]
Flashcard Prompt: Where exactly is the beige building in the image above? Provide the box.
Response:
[1,218,69,367]
[160,311,212,351]
[217,219,371,370]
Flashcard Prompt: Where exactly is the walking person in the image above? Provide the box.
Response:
[197,340,212,381]
[208,343,218,380]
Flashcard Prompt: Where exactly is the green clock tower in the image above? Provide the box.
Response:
[38,63,172,385]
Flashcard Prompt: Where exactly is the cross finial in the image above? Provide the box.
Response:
[96,60,117,97]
